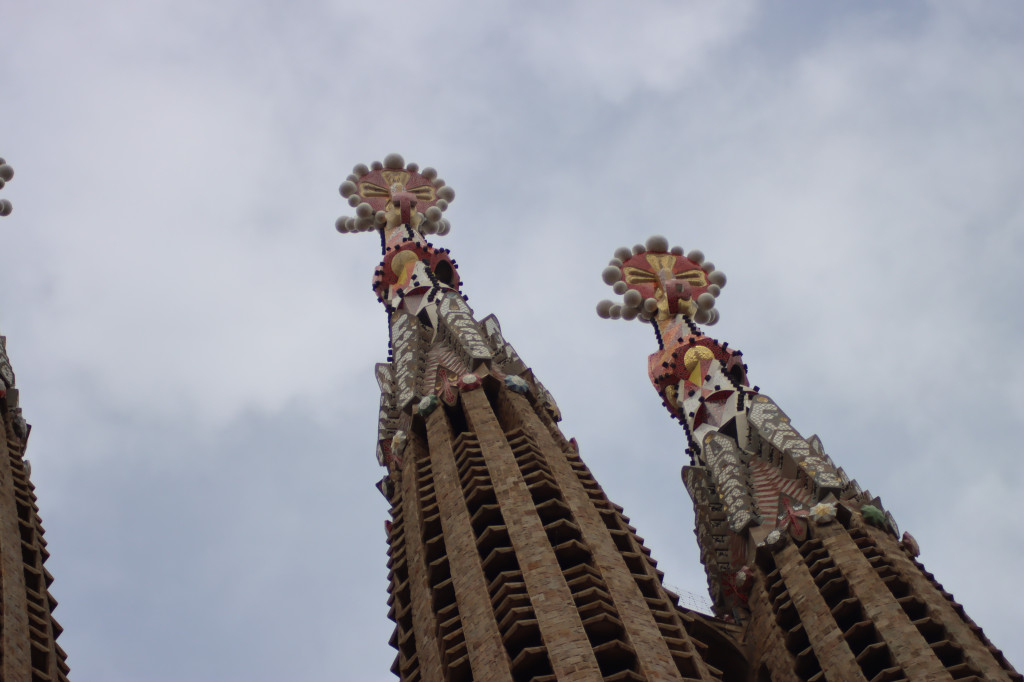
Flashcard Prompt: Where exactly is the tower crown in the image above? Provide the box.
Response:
[335,153,454,236]
[336,155,462,311]
[596,235,727,326]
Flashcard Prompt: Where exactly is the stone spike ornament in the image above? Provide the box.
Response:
[598,236,1021,681]
[340,164,746,681]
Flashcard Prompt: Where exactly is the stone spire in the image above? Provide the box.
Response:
[597,235,1021,681]
[338,158,743,681]
[0,158,70,681]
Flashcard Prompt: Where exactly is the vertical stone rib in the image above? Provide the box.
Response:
[873,528,1018,681]
[460,390,603,681]
[0,420,32,680]
[504,390,706,682]
[425,408,514,682]
[773,542,864,680]
[12,435,68,682]
[401,436,446,682]
[746,577,802,682]
[818,525,950,678]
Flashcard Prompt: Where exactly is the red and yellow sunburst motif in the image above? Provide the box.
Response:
[356,169,438,213]
[620,252,710,319]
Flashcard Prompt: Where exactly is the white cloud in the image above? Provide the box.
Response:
[2,1,1022,678]
[515,1,759,102]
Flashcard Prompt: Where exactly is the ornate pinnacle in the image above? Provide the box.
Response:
[335,153,455,237]
[0,158,14,217]
[596,235,727,326]
[336,155,463,312]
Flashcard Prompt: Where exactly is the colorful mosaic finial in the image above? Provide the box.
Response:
[335,153,454,236]
[596,235,727,326]
[0,158,14,217]
[336,155,464,314]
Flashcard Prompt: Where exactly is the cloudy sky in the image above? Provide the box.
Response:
[2,1,1022,679]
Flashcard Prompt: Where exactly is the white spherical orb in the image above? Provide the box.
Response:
[646,235,669,252]
[612,281,628,295]
[339,181,357,197]
[697,292,716,310]
[643,298,659,313]
[425,206,442,222]
[621,307,639,320]
[686,249,704,264]
[609,305,622,319]
[356,202,373,218]
[707,284,721,297]
[352,163,370,176]
[596,300,614,318]
[602,266,622,285]
[383,153,405,169]
[614,247,633,261]
[709,270,727,287]
[623,289,642,308]
[438,186,455,201]
[632,244,646,255]
[608,257,623,268]
[670,246,684,255]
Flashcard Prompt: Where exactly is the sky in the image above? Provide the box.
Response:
[1,1,1022,679]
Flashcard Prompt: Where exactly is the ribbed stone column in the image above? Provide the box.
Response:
[461,389,602,680]
[425,408,514,681]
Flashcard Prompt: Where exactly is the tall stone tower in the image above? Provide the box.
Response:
[337,156,745,681]
[596,236,1021,681]
[0,159,70,681]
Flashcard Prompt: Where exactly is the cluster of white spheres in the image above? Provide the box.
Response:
[596,234,727,326]
[335,153,455,235]
[0,158,13,216]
